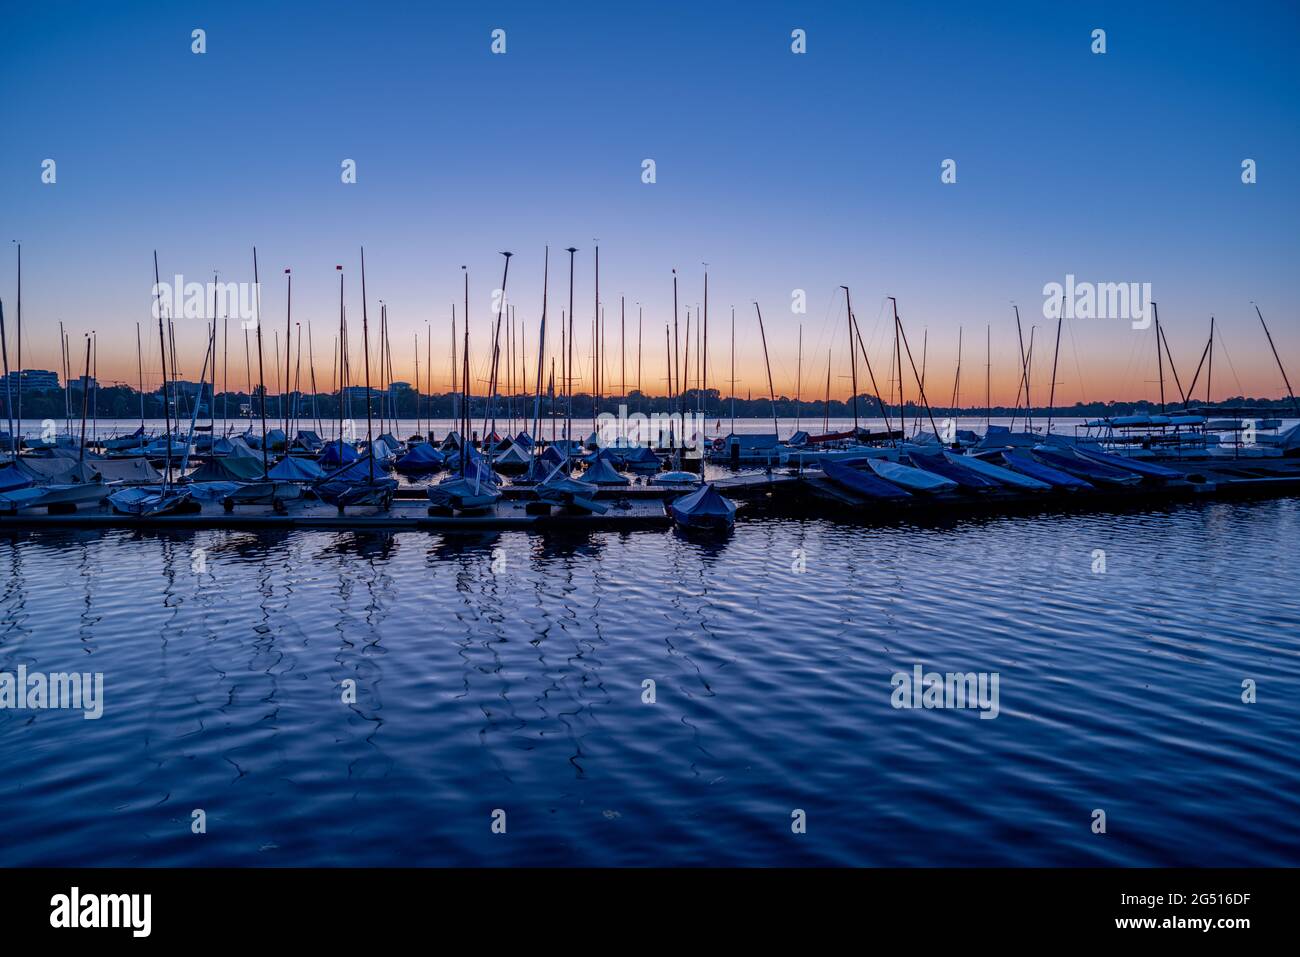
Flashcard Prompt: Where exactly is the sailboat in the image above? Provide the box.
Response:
[108,253,193,517]
[669,483,737,530]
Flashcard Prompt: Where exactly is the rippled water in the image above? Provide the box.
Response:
[2,496,1299,866]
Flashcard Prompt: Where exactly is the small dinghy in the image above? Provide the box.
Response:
[393,442,445,474]
[651,471,701,487]
[669,484,737,530]
[867,458,959,493]
[1031,446,1141,486]
[0,482,108,514]
[318,439,360,469]
[1074,447,1181,480]
[492,441,532,474]
[427,474,502,511]
[822,460,912,499]
[906,451,1001,490]
[107,485,194,516]
[1000,451,1093,490]
[943,451,1050,490]
[534,465,605,514]
[317,478,397,509]
[267,455,326,482]
[583,457,630,486]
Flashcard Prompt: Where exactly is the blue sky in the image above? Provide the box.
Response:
[1,0,1297,403]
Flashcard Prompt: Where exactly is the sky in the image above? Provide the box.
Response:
[1,0,1298,407]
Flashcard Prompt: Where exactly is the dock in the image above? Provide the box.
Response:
[0,496,673,532]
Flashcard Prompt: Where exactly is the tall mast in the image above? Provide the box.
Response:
[489,251,514,441]
[284,268,292,441]
[843,286,859,431]
[1206,316,1214,405]
[795,324,802,433]
[895,307,944,442]
[451,307,457,423]
[637,304,643,414]
[1047,307,1062,434]
[730,307,736,435]
[985,324,991,429]
[76,336,90,465]
[360,247,375,483]
[754,303,779,438]
[460,266,470,474]
[892,297,904,439]
[308,322,319,438]
[532,246,549,445]
[14,242,20,447]
[1153,301,1166,413]
[823,349,831,433]
[1012,304,1028,431]
[136,322,145,437]
[1254,304,1300,416]
[593,244,600,432]
[702,268,708,420]
[565,247,577,451]
[336,264,344,458]
[253,248,269,478]
[0,298,13,458]
[672,269,680,408]
[620,295,626,409]
[152,252,173,487]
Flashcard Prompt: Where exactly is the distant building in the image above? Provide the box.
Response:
[342,386,384,402]
[0,369,60,392]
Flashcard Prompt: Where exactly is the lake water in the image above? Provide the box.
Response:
[2,488,1298,866]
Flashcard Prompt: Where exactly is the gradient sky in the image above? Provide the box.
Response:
[2,1,1297,406]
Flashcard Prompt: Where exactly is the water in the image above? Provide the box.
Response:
[2,495,1299,866]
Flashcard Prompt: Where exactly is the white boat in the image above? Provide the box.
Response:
[944,451,1051,490]
[0,482,109,513]
[867,458,959,492]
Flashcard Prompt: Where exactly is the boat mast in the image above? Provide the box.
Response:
[532,246,549,446]
[702,269,708,421]
[460,266,470,476]
[150,254,175,488]
[336,264,344,460]
[620,295,626,412]
[843,287,859,432]
[360,248,375,484]
[1012,304,1029,431]
[851,305,895,443]
[308,322,319,438]
[753,303,779,438]
[730,307,736,436]
[894,307,944,442]
[795,324,802,434]
[1046,305,1062,434]
[14,242,20,449]
[76,336,90,466]
[823,349,831,433]
[1153,301,1166,413]
[985,324,991,429]
[950,326,964,433]
[565,247,577,453]
[1254,304,1300,416]
[251,249,270,478]
[637,303,643,414]
[136,322,145,439]
[284,268,292,441]
[0,298,13,458]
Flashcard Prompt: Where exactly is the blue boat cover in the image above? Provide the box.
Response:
[669,484,737,526]
[1001,451,1093,489]
[823,459,912,499]
[394,442,445,472]
[268,455,325,481]
[318,439,360,468]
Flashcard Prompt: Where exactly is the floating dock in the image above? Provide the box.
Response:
[0,496,673,531]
